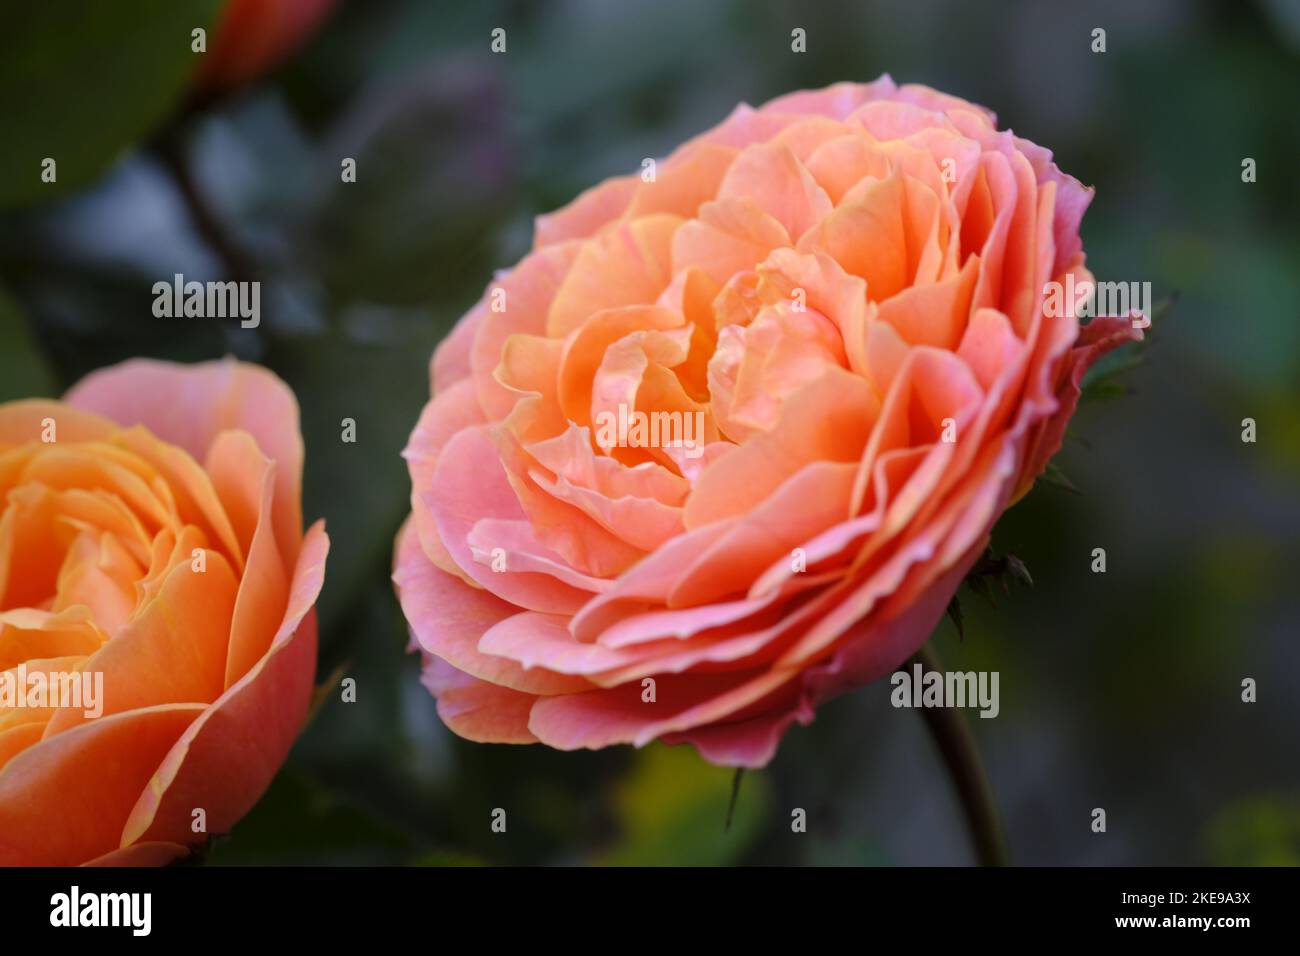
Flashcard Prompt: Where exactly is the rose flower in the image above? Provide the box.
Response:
[0,359,327,865]
[194,0,336,95]
[395,77,1141,767]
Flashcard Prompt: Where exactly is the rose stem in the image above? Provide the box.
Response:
[909,641,1009,866]
[154,125,264,293]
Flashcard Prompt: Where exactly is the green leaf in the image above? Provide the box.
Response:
[0,284,57,400]
[1204,794,1300,866]
[1080,379,1133,402]
[1040,460,1081,495]
[1080,293,1175,402]
[599,744,771,866]
[204,770,419,865]
[0,0,222,207]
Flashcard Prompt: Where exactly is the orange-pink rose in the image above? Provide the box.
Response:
[394,77,1141,767]
[0,359,327,865]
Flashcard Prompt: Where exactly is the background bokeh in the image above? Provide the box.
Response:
[1,0,1297,865]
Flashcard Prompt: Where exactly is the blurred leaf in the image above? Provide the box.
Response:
[1080,296,1174,402]
[1080,379,1132,402]
[1159,234,1300,392]
[0,262,231,386]
[1257,387,1300,477]
[1080,348,1145,400]
[599,744,770,866]
[1039,461,1081,495]
[305,60,515,305]
[1204,794,1300,866]
[269,328,437,632]
[206,770,418,865]
[0,284,57,400]
[0,0,221,206]
[1098,535,1279,723]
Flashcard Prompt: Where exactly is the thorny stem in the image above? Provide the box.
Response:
[725,767,745,831]
[911,641,1009,866]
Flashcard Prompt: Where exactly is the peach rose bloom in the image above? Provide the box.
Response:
[0,359,328,865]
[395,77,1140,767]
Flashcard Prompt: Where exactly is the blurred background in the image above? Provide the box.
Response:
[1,0,1297,865]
